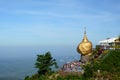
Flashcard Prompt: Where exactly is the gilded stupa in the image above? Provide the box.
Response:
[77,29,92,56]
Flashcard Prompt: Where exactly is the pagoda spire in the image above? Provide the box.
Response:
[83,27,88,42]
[84,27,86,34]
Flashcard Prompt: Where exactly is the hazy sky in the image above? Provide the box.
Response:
[0,0,120,47]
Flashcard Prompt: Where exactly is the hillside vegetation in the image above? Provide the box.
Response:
[24,50,120,80]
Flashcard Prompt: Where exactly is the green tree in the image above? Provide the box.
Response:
[35,51,58,76]
[83,64,93,78]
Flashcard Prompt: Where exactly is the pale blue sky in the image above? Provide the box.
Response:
[0,0,120,47]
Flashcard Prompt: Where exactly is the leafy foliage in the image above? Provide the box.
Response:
[83,50,120,80]
[57,74,86,80]
[24,52,58,80]
[92,49,120,72]
[83,64,93,78]
[100,50,120,72]
[35,51,58,75]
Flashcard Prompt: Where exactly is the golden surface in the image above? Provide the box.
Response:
[77,31,92,55]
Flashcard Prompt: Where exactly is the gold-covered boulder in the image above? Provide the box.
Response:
[77,31,92,55]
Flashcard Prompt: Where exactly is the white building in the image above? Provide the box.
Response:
[99,36,120,49]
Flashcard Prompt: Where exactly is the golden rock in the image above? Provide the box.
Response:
[77,30,92,55]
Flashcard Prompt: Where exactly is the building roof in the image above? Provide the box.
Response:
[99,37,119,44]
